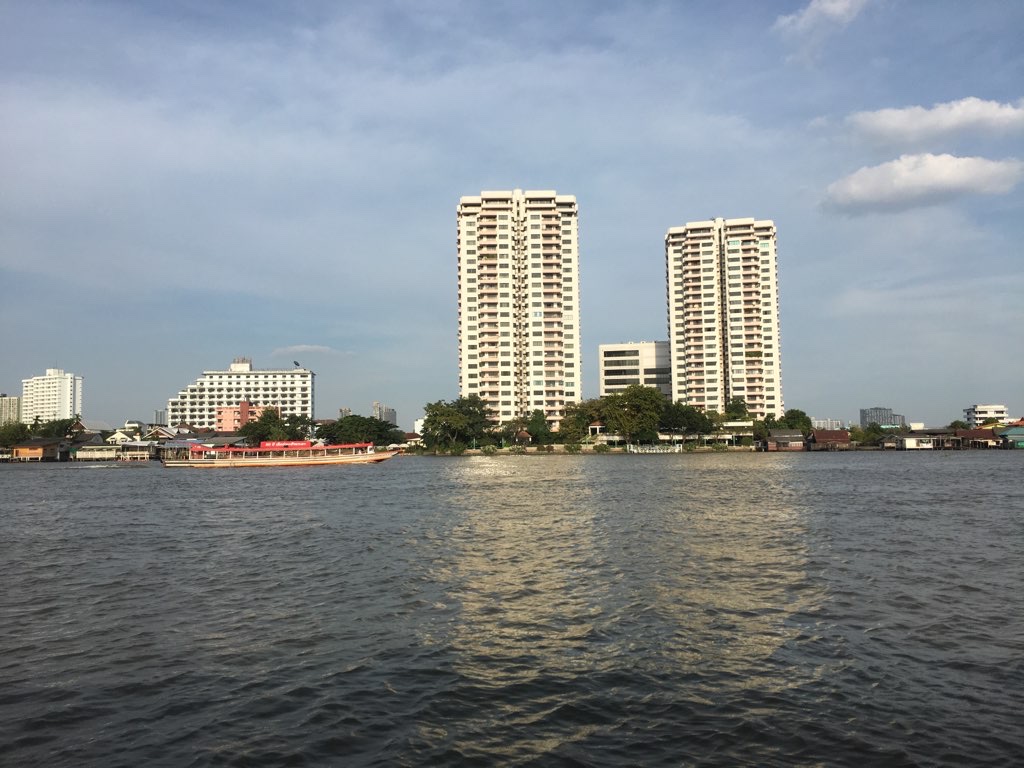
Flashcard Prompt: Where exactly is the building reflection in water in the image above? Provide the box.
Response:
[411,454,830,756]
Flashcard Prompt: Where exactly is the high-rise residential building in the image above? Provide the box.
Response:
[598,341,671,398]
[21,368,83,424]
[1,394,22,425]
[665,217,783,420]
[457,189,581,429]
[372,401,397,426]
[963,404,1008,428]
[859,407,905,429]
[338,407,353,420]
[166,358,314,429]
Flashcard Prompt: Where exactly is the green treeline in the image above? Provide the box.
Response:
[419,385,814,453]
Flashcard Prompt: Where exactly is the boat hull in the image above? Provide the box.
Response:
[163,449,398,469]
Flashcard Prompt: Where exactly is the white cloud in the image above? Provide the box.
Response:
[272,345,346,357]
[847,97,1024,143]
[774,0,869,35]
[824,153,1024,212]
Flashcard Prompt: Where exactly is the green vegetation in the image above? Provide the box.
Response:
[756,408,813,439]
[421,395,495,451]
[1,416,82,447]
[0,421,30,447]
[237,409,313,444]
[602,385,666,443]
[847,421,907,446]
[317,415,404,446]
[412,390,817,453]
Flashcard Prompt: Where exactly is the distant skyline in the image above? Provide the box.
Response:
[2,1,1022,429]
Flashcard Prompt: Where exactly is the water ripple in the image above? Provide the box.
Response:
[1,453,1022,766]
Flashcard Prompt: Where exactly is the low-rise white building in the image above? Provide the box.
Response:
[963,404,1008,428]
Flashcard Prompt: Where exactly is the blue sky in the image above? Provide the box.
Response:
[2,0,1022,430]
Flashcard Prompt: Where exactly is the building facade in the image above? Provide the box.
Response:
[811,417,847,430]
[167,358,314,429]
[598,341,671,398]
[0,394,22,425]
[215,401,277,432]
[665,217,783,420]
[21,368,83,424]
[963,403,1008,428]
[372,402,397,426]
[457,189,581,428]
[859,407,905,429]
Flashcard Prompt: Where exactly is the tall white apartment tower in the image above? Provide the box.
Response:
[665,217,783,420]
[21,368,83,423]
[457,189,581,429]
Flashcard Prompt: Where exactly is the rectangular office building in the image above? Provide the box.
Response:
[598,341,671,398]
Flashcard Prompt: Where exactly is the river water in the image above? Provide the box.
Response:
[1,452,1022,766]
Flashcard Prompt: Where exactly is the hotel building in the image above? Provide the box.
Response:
[167,358,314,429]
[21,368,83,424]
[598,341,671,398]
[665,217,783,420]
[457,189,581,428]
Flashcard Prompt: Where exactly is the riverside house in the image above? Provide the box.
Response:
[766,429,805,451]
[12,437,67,461]
[807,429,852,451]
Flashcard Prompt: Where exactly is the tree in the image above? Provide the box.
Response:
[525,410,553,445]
[753,413,780,442]
[421,400,467,449]
[661,402,714,438]
[557,398,604,444]
[948,420,969,430]
[724,396,750,420]
[778,408,812,436]
[0,421,30,447]
[317,415,403,446]
[603,385,666,443]
[454,395,495,445]
[421,396,495,450]
[238,409,309,444]
[31,417,78,439]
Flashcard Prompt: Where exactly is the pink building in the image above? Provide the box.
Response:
[215,402,277,432]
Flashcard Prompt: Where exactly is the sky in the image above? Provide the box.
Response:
[1,0,1022,430]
